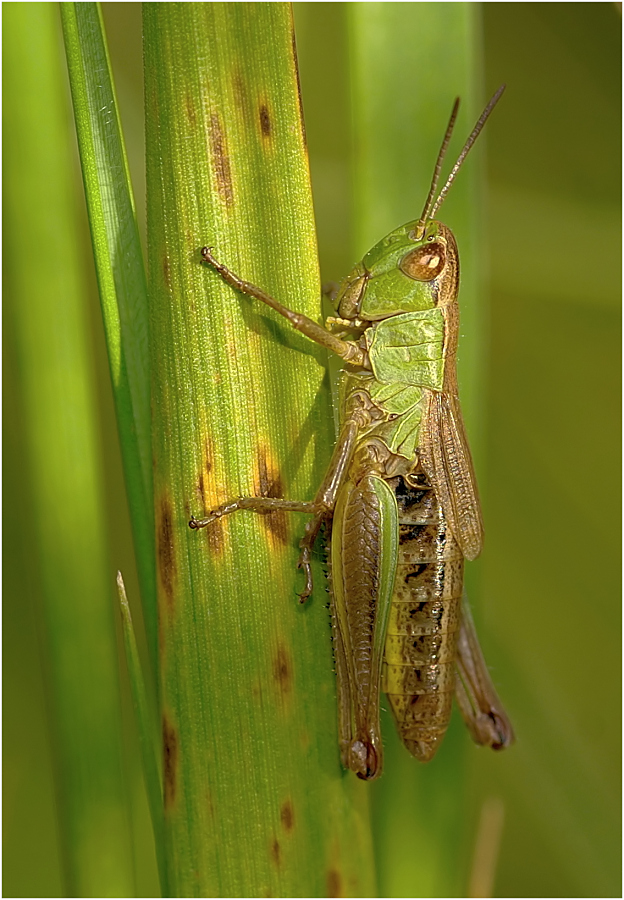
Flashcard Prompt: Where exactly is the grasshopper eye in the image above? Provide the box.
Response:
[400,242,446,281]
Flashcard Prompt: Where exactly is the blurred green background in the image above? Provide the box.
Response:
[4,3,620,897]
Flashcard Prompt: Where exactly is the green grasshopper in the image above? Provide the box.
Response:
[191,86,513,780]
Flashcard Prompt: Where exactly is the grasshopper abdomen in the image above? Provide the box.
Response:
[383,473,463,761]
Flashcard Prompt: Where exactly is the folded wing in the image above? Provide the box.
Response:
[420,390,484,560]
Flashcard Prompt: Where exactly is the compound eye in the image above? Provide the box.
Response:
[399,241,446,281]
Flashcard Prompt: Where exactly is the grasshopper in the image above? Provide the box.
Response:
[191,86,513,780]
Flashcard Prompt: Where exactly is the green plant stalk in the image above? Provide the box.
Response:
[4,4,134,895]
[347,5,487,897]
[144,4,376,895]
[117,573,167,895]
[61,2,157,670]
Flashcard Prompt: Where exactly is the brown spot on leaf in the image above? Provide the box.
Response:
[232,72,247,116]
[273,643,293,702]
[270,836,281,867]
[327,869,343,898]
[158,496,177,609]
[204,437,213,474]
[208,113,234,207]
[257,446,288,545]
[259,102,272,139]
[280,799,294,833]
[257,447,282,498]
[163,715,178,810]
[195,436,224,556]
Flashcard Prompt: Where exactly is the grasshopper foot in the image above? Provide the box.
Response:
[297,512,327,603]
[189,512,219,529]
[296,550,314,604]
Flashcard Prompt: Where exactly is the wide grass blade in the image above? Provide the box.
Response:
[144,4,376,894]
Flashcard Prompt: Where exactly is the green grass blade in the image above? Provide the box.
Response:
[117,572,167,896]
[346,5,491,897]
[144,3,376,894]
[3,4,134,894]
[60,2,157,666]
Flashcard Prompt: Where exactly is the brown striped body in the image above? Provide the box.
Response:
[382,473,463,761]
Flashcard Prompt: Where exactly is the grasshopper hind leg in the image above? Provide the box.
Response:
[454,597,514,750]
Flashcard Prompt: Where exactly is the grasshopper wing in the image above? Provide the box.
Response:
[420,389,484,560]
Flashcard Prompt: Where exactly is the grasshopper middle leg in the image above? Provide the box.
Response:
[190,416,362,602]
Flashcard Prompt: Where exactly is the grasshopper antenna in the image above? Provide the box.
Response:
[429,84,506,221]
[415,97,461,238]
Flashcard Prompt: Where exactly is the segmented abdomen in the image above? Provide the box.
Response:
[382,476,463,761]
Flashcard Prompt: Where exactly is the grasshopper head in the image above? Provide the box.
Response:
[334,219,458,322]
[334,86,504,325]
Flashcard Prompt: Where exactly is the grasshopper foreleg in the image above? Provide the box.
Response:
[201,247,370,369]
